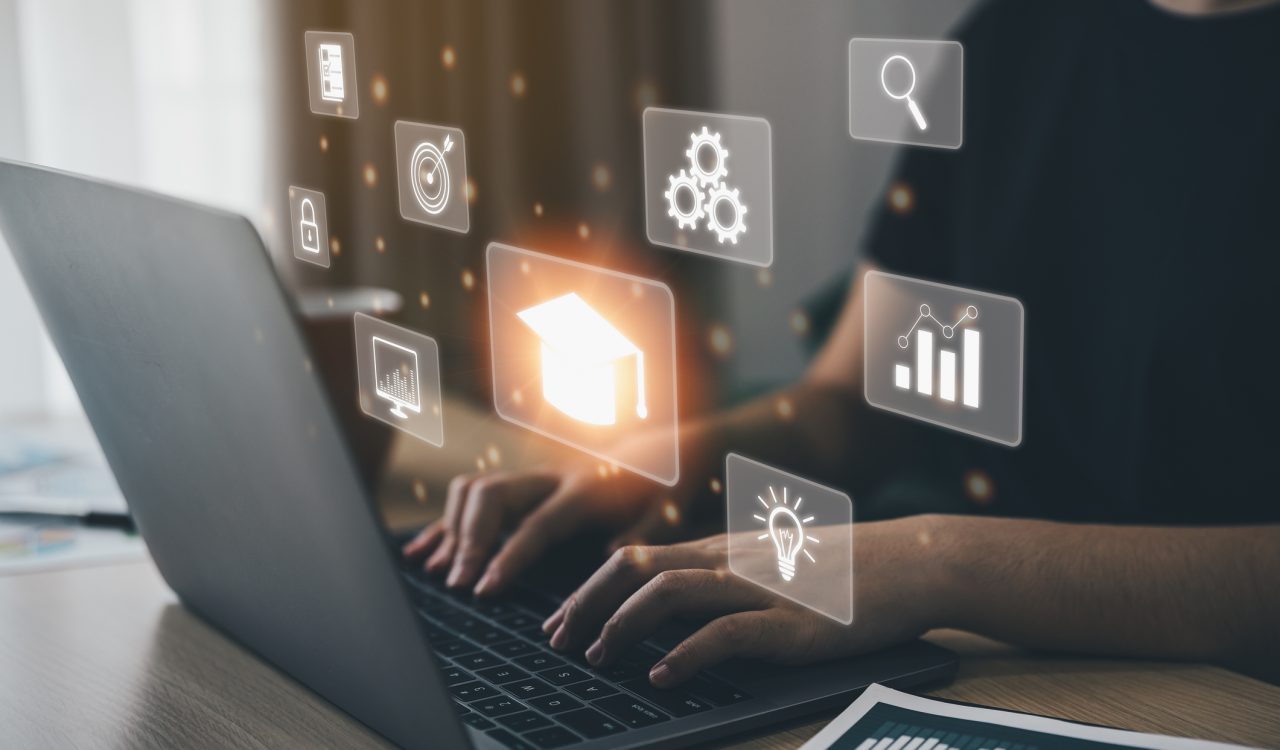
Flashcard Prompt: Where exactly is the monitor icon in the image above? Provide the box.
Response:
[372,337,421,419]
[355,314,444,447]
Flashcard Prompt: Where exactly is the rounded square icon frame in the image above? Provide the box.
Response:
[862,269,1024,447]
[394,120,471,235]
[288,185,330,269]
[304,30,359,120]
[642,106,775,268]
[354,312,446,447]
[725,453,853,625]
[486,242,680,486]
[847,37,964,150]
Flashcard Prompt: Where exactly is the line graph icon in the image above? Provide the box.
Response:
[894,303,980,408]
[864,271,1023,446]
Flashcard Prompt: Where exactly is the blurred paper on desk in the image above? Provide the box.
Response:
[803,684,1258,750]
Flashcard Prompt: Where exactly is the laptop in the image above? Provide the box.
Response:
[0,159,956,750]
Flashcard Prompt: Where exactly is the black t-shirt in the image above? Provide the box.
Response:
[865,0,1280,524]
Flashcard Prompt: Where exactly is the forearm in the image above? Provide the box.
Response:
[926,515,1280,676]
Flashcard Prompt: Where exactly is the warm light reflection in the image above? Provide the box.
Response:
[371,74,389,105]
[441,45,457,70]
[363,164,378,188]
[461,269,476,291]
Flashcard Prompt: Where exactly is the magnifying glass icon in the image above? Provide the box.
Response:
[880,54,928,131]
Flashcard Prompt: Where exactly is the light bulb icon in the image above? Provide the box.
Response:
[754,485,816,583]
[768,505,804,581]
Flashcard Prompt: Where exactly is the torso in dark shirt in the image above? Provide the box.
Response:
[866,0,1280,523]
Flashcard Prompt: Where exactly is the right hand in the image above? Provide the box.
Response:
[402,433,696,597]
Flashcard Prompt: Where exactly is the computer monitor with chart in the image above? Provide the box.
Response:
[372,337,421,419]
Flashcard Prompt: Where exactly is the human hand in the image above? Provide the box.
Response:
[401,432,702,596]
[541,517,947,687]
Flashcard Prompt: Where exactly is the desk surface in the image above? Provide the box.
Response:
[1,561,1278,750]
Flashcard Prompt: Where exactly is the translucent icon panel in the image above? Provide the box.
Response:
[304,31,359,119]
[487,243,679,485]
[288,186,330,268]
[643,107,773,267]
[863,270,1023,446]
[726,454,853,625]
[394,121,470,234]
[355,313,445,446]
[849,38,962,150]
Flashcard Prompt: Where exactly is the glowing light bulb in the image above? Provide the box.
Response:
[767,505,804,582]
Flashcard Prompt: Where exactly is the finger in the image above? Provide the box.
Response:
[542,603,567,634]
[476,488,595,598]
[649,611,789,687]
[426,474,476,573]
[587,571,772,667]
[402,521,445,558]
[447,472,556,589]
[552,543,718,651]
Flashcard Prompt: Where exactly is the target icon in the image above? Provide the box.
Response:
[410,134,454,216]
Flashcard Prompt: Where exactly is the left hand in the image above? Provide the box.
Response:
[541,517,945,687]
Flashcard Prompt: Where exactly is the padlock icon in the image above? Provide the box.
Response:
[299,197,321,254]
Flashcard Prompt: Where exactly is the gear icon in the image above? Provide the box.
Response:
[663,169,705,230]
[704,182,747,244]
[685,126,729,187]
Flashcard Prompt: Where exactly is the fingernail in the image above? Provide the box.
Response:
[446,567,462,588]
[474,571,497,597]
[541,614,559,633]
[649,662,672,686]
[550,625,567,650]
[585,639,604,666]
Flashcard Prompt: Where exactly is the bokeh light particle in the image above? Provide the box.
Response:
[461,269,476,291]
[888,182,915,215]
[441,45,457,70]
[329,236,341,256]
[466,178,477,205]
[413,480,427,503]
[790,311,810,335]
[363,163,378,188]
[964,469,995,505]
[662,500,680,525]
[533,202,544,217]
[371,74,389,105]
[319,135,329,153]
[592,163,612,192]
[375,235,386,254]
[710,478,722,494]
[577,222,590,240]
[756,268,773,287]
[419,291,430,309]
[775,397,794,421]
[709,325,733,357]
[510,72,527,98]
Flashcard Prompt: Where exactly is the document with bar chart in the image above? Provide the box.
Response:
[863,271,1024,446]
[801,685,1252,750]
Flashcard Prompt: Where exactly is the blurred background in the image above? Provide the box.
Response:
[0,0,975,565]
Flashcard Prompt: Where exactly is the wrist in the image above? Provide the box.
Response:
[908,513,972,631]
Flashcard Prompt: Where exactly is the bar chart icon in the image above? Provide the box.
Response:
[864,271,1023,446]
[893,303,980,409]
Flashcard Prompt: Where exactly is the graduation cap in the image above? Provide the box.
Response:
[517,292,648,427]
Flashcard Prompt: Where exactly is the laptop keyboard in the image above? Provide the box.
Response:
[403,570,750,749]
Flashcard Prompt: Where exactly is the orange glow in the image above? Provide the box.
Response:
[533,202,544,218]
[413,480,427,503]
[461,269,476,291]
[888,182,915,215]
[577,222,590,240]
[375,236,386,254]
[318,135,329,153]
[486,445,501,465]
[441,45,457,70]
[419,292,430,309]
[363,164,378,188]
[775,397,794,421]
[709,478,722,494]
[466,178,477,205]
[329,237,341,256]
[371,74,389,105]
[662,500,680,525]
[964,469,995,505]
[510,72,527,97]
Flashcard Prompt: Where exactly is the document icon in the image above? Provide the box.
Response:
[305,31,358,119]
[517,293,648,427]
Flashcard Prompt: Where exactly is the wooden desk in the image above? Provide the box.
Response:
[1,561,1278,749]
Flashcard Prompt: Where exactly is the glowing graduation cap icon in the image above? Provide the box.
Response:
[517,292,648,427]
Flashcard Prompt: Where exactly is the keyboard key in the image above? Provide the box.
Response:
[455,652,505,671]
[433,638,481,658]
[450,681,499,702]
[538,666,591,687]
[592,694,670,728]
[495,711,553,732]
[462,713,495,730]
[619,679,711,717]
[514,653,565,672]
[687,677,750,705]
[525,692,583,715]
[523,726,581,749]
[505,677,556,699]
[497,612,541,631]
[473,696,526,717]
[476,665,530,685]
[473,627,514,645]
[452,701,471,715]
[441,665,473,685]
[473,601,518,619]
[449,616,492,635]
[556,708,627,739]
[486,729,537,750]
[564,680,618,701]
[492,640,539,658]
[591,660,645,682]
